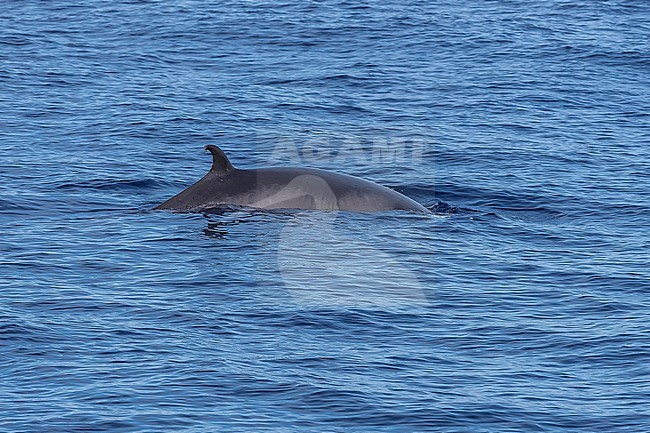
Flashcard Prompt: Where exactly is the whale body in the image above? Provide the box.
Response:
[154,145,428,213]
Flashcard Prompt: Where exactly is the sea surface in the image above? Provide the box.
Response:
[1,1,649,432]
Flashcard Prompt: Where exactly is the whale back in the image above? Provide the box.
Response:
[154,145,429,213]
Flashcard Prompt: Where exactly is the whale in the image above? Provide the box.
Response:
[154,145,429,213]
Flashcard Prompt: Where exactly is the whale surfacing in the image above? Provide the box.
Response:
[154,145,428,213]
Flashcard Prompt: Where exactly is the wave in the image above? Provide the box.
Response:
[56,178,169,191]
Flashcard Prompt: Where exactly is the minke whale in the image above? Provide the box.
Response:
[154,145,428,213]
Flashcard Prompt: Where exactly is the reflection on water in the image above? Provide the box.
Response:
[202,208,430,308]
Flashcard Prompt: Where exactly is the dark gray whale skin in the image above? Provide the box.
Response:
[154,145,429,213]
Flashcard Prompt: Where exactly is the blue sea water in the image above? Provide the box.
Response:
[1,0,649,431]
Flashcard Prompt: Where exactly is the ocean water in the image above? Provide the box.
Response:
[1,0,649,431]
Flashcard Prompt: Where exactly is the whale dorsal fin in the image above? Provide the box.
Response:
[205,145,234,174]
